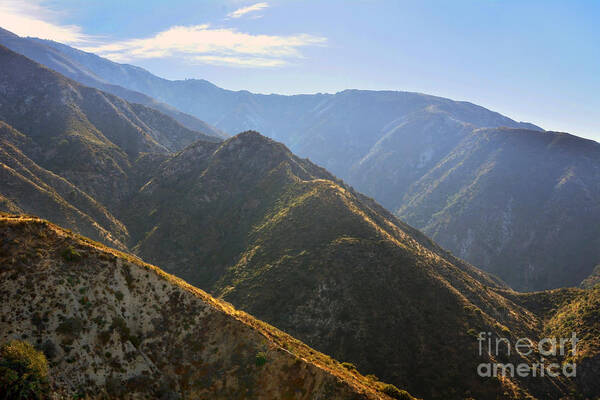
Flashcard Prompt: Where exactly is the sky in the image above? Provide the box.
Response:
[1,0,599,141]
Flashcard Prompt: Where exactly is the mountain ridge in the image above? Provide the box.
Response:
[0,27,226,140]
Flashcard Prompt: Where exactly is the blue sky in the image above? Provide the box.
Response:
[1,0,599,141]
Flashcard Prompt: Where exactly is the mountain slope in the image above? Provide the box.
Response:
[0,44,219,210]
[581,265,600,289]
[0,121,128,249]
[501,285,600,399]
[122,131,576,400]
[0,27,226,139]
[0,213,411,399]
[397,127,600,290]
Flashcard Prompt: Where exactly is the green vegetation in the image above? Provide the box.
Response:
[61,246,81,262]
[56,317,84,338]
[255,352,267,367]
[581,265,600,289]
[381,384,413,400]
[341,362,358,372]
[0,214,405,399]
[0,340,50,400]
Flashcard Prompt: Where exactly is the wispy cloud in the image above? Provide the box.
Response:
[0,1,325,68]
[82,24,326,67]
[193,55,286,67]
[227,2,269,19]
[0,0,90,44]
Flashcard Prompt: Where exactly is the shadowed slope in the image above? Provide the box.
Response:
[0,121,128,248]
[397,127,600,290]
[123,131,571,399]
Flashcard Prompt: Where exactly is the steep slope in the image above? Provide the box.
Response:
[501,286,600,399]
[397,128,600,290]
[581,265,600,289]
[123,131,575,400]
[0,27,226,139]
[0,213,411,399]
[0,44,219,210]
[544,286,600,398]
[0,121,128,249]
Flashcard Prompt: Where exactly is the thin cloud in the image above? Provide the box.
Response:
[82,24,326,67]
[227,2,269,19]
[193,55,286,68]
[0,0,90,44]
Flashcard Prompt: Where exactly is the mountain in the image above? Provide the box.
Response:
[121,131,583,399]
[12,32,600,291]
[501,285,600,399]
[395,127,600,290]
[0,44,220,245]
[36,38,600,292]
[581,265,600,289]
[0,213,412,399]
[0,121,128,250]
[0,27,226,139]
[2,36,599,398]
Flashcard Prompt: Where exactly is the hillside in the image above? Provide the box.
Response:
[396,127,600,290]
[581,265,600,289]
[0,44,223,246]
[502,286,600,399]
[0,27,226,139]
[122,131,577,399]
[0,213,413,399]
[0,121,128,250]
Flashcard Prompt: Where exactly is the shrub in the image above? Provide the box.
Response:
[61,246,81,262]
[56,317,84,338]
[40,341,57,361]
[0,340,50,399]
[381,383,412,400]
[341,361,357,371]
[111,317,130,340]
[255,351,267,366]
[467,328,479,338]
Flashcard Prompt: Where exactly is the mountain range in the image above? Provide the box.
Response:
[0,30,599,399]
[1,28,597,291]
[0,27,226,140]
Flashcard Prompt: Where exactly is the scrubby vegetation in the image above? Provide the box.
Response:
[255,351,267,366]
[0,214,410,399]
[0,340,50,400]
[61,246,81,262]
[381,384,413,400]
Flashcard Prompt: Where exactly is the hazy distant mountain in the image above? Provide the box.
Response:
[0,27,226,139]
[395,127,600,290]
[0,45,219,243]
[0,214,406,400]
